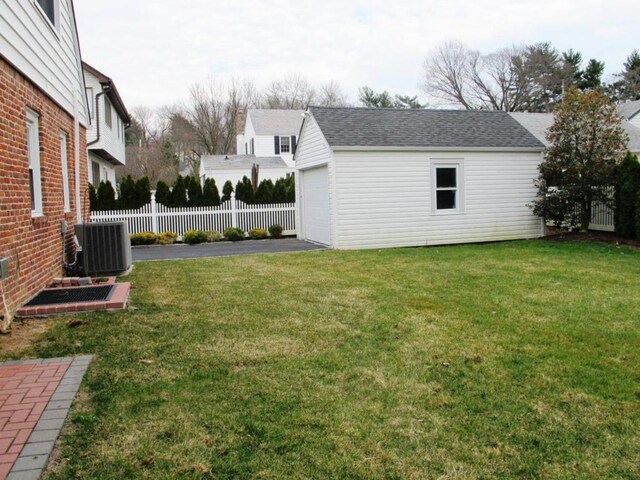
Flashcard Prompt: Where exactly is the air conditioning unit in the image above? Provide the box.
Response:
[75,222,132,276]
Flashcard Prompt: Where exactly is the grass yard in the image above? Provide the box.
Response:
[3,240,640,479]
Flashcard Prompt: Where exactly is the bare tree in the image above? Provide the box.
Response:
[317,80,350,107]
[262,74,317,109]
[186,78,257,156]
[421,40,579,112]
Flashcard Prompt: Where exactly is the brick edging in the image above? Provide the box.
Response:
[5,355,93,480]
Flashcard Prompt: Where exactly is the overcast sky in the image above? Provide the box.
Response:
[74,0,638,110]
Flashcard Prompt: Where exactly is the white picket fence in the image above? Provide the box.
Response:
[90,194,296,237]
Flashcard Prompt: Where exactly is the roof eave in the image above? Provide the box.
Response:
[330,145,545,153]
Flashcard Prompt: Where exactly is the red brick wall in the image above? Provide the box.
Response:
[0,56,89,325]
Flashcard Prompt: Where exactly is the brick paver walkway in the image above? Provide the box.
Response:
[0,357,92,480]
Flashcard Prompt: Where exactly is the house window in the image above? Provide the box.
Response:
[117,117,121,138]
[36,0,57,27]
[86,88,94,119]
[431,161,464,213]
[245,143,248,155]
[91,161,101,187]
[26,110,43,217]
[250,138,255,155]
[280,136,291,153]
[60,132,70,212]
[105,97,112,128]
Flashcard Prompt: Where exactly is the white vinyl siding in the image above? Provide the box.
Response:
[0,0,88,125]
[27,110,42,217]
[295,116,336,245]
[331,150,543,249]
[60,131,70,212]
[83,67,126,165]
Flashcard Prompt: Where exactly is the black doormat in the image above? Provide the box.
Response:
[25,285,115,306]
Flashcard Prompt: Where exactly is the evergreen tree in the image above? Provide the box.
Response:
[155,181,171,206]
[614,152,640,239]
[221,180,234,204]
[169,175,188,207]
[96,181,117,211]
[186,176,203,207]
[135,176,152,208]
[254,179,275,204]
[285,175,295,202]
[579,59,605,90]
[118,175,137,209]
[235,176,254,204]
[272,178,288,203]
[88,183,98,211]
[202,178,220,206]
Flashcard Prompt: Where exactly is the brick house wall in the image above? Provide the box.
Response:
[0,56,89,326]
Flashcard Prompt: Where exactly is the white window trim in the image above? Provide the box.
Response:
[60,132,70,213]
[430,159,465,215]
[280,136,291,153]
[33,0,60,34]
[27,109,43,218]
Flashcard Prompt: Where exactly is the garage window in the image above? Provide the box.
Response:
[431,160,464,213]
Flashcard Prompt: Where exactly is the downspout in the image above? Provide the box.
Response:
[74,90,82,222]
[87,87,108,147]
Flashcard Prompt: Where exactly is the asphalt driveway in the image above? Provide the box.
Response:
[132,238,325,261]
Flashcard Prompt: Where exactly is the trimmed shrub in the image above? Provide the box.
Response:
[96,181,117,211]
[224,227,245,242]
[186,176,203,207]
[135,176,152,207]
[155,181,171,206]
[118,175,137,209]
[130,231,157,245]
[268,224,283,238]
[182,229,208,245]
[88,183,98,211]
[169,175,188,207]
[249,227,268,240]
[254,179,275,204]
[221,181,234,204]
[205,230,222,242]
[157,231,178,245]
[203,178,221,206]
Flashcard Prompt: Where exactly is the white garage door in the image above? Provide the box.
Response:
[301,166,330,246]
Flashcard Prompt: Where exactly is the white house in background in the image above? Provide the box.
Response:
[201,109,304,188]
[83,61,130,187]
[294,107,546,249]
[618,100,640,129]
[509,112,640,156]
[199,155,292,190]
[236,109,305,167]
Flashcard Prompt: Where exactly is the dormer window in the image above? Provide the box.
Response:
[280,136,290,153]
[36,0,57,28]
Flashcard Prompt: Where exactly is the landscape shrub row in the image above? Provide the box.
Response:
[91,174,295,211]
[129,224,285,246]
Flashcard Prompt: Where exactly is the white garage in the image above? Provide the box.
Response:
[299,166,331,245]
[294,107,547,250]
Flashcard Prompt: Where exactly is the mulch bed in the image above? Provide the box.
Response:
[544,227,640,248]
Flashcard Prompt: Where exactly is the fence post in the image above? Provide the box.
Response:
[150,191,158,234]
[231,192,237,228]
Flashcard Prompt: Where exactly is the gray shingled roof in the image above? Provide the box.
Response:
[201,155,289,171]
[248,109,305,135]
[617,100,640,120]
[309,107,545,149]
[510,112,640,152]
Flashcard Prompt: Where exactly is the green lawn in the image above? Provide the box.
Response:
[4,240,640,479]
